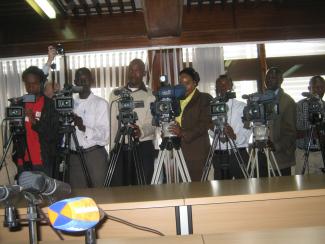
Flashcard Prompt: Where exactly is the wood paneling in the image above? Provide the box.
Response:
[142,0,183,38]
[0,3,325,58]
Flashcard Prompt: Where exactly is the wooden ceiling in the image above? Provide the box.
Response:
[2,0,324,18]
[0,0,325,57]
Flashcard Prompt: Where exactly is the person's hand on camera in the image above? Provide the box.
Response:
[25,109,36,124]
[130,124,141,138]
[73,114,86,132]
[46,45,56,66]
[224,124,236,140]
[169,123,182,137]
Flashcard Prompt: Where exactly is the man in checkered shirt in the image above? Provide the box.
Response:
[296,75,325,175]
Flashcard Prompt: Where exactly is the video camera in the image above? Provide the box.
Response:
[242,90,279,142]
[301,92,325,125]
[53,85,82,129]
[242,90,279,125]
[114,88,139,125]
[5,94,36,133]
[150,81,186,137]
[211,91,236,128]
[54,85,82,114]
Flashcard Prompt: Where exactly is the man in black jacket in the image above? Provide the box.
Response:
[12,66,60,177]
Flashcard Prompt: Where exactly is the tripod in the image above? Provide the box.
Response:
[301,124,325,174]
[0,120,33,175]
[103,124,146,187]
[246,125,282,178]
[201,126,249,181]
[58,115,93,187]
[152,136,191,184]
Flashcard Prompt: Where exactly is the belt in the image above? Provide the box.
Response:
[215,148,247,154]
[71,145,104,154]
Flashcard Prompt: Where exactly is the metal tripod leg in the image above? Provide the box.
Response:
[103,136,125,187]
[227,138,249,179]
[201,133,219,181]
[71,131,93,187]
[0,133,14,171]
[151,149,165,184]
[174,148,191,182]
[269,149,282,176]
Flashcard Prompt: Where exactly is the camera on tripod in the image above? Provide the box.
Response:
[6,94,36,133]
[301,92,324,125]
[242,90,279,142]
[114,88,139,125]
[54,84,83,127]
[211,91,236,128]
[150,82,185,137]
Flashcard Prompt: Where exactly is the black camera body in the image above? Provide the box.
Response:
[114,88,138,125]
[54,85,83,128]
[150,84,186,137]
[151,85,185,125]
[210,91,236,128]
[54,85,82,114]
[6,94,36,133]
[301,92,324,125]
[242,90,279,125]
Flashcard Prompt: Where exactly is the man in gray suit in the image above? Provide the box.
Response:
[259,67,296,176]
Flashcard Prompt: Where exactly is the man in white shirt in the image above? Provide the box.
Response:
[213,74,251,180]
[109,59,156,186]
[69,67,110,188]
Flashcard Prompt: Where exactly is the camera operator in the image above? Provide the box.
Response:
[109,59,156,186]
[296,75,325,174]
[212,74,252,180]
[69,67,110,188]
[261,67,296,176]
[169,67,212,181]
[12,66,60,177]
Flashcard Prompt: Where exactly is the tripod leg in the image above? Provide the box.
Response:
[71,132,93,187]
[173,149,184,182]
[0,133,14,171]
[175,148,191,183]
[247,148,254,177]
[270,150,282,176]
[228,138,249,179]
[131,140,146,185]
[249,149,257,178]
[165,150,172,184]
[201,133,219,181]
[255,149,259,178]
[265,148,273,177]
[151,150,164,184]
[103,141,124,187]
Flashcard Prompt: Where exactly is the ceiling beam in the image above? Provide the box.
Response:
[142,0,183,38]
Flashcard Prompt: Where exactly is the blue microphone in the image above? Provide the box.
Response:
[48,197,101,232]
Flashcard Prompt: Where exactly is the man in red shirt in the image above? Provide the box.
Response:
[12,66,60,177]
